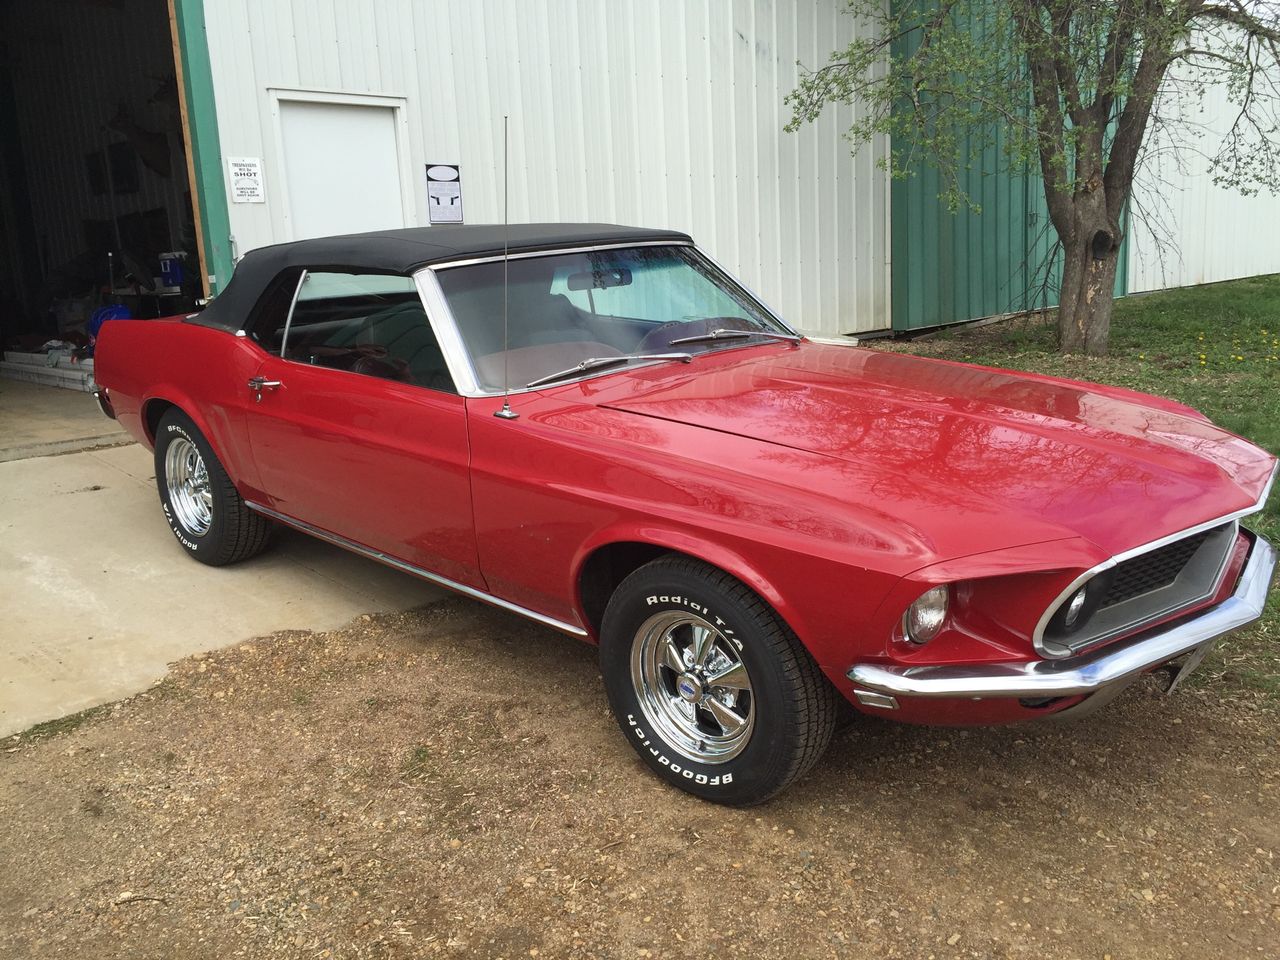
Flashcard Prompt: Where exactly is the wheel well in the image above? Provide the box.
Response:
[578,542,672,635]
[142,398,177,445]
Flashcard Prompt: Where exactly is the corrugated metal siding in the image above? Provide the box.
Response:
[201,0,891,335]
[891,149,1062,331]
[1,0,191,279]
[888,1,1127,331]
[1128,75,1280,293]
[892,160,1129,331]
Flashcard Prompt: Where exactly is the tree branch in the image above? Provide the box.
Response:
[1095,0,1140,120]
[1103,21,1184,220]
[1013,5,1074,235]
[1199,3,1280,44]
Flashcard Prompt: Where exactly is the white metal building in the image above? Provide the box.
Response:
[1127,72,1280,294]
[201,0,892,336]
[2,0,1274,351]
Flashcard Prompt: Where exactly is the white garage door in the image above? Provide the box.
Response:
[278,99,406,240]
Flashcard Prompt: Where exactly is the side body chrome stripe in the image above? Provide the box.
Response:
[244,501,589,638]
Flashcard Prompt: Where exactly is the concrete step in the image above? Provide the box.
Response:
[3,350,94,374]
[0,361,96,392]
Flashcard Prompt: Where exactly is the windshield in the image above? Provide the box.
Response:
[433,245,788,391]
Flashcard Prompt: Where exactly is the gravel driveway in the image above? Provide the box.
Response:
[2,599,1277,959]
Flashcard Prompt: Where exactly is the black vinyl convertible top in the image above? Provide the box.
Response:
[193,223,693,331]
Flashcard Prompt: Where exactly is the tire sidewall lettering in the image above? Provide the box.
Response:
[642,595,744,652]
[625,713,732,787]
[162,501,201,552]
[160,419,209,551]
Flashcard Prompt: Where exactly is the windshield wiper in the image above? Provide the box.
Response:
[667,327,803,347]
[525,353,693,389]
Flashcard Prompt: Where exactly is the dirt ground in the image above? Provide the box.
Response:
[2,600,1277,960]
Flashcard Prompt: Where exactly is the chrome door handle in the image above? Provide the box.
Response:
[247,376,282,402]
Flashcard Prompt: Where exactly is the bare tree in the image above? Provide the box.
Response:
[786,0,1280,354]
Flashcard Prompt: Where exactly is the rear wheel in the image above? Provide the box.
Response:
[154,408,273,566]
[600,556,838,805]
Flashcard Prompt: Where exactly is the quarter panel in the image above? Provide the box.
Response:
[94,318,268,498]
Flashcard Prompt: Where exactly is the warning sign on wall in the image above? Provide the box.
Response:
[426,164,463,223]
[227,157,265,203]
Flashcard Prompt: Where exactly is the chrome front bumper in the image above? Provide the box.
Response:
[848,534,1276,703]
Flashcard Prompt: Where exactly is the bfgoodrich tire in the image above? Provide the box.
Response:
[154,408,273,566]
[600,556,838,805]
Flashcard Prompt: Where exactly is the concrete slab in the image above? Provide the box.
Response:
[0,378,127,461]
[0,443,441,736]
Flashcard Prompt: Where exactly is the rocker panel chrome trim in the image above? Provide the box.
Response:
[244,501,589,638]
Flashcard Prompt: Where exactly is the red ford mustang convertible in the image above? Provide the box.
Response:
[95,224,1277,804]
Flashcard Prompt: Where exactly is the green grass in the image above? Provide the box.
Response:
[402,745,433,780]
[884,274,1280,700]
[12,704,112,744]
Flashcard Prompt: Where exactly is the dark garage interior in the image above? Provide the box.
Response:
[0,0,202,362]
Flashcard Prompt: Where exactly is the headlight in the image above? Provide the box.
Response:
[903,585,949,644]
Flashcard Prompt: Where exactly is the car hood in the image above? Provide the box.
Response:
[597,343,1275,557]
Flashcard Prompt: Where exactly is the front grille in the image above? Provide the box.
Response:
[1099,529,1214,609]
[1041,521,1238,655]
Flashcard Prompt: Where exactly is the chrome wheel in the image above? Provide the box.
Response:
[164,436,213,537]
[631,612,755,763]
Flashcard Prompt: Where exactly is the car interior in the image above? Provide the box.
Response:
[253,270,456,393]
[246,248,775,395]
[437,247,773,390]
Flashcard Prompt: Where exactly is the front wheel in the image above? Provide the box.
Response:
[154,408,273,566]
[599,556,838,805]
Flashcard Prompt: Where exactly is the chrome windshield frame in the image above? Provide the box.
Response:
[411,241,798,399]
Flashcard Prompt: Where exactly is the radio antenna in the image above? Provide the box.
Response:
[494,114,518,420]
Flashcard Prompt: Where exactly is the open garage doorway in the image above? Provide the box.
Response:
[0,0,205,360]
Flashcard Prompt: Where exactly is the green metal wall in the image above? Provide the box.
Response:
[890,143,1060,331]
[889,1,1127,331]
[172,0,232,296]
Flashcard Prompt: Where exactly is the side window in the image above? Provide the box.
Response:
[279,271,456,393]
[248,268,304,353]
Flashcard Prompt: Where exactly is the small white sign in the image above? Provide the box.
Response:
[426,163,463,223]
[227,157,265,203]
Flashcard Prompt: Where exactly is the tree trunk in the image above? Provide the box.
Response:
[1058,218,1121,356]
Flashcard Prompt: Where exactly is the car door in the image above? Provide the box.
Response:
[241,268,483,589]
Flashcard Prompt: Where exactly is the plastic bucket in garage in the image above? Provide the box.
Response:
[159,252,185,288]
